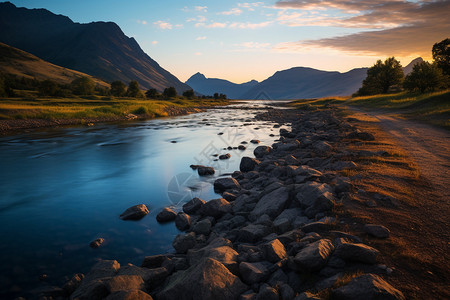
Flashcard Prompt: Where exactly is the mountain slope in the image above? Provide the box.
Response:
[0,2,190,92]
[186,72,259,99]
[0,42,109,88]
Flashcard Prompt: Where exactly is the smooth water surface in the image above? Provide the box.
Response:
[0,101,289,298]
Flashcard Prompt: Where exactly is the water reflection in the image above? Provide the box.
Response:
[0,100,289,298]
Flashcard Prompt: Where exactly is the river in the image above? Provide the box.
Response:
[0,101,289,298]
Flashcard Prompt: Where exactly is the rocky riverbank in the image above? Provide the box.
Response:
[44,106,406,300]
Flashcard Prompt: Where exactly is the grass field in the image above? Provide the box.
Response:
[0,96,229,121]
[289,90,450,129]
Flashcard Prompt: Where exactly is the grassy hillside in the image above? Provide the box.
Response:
[0,42,109,88]
[289,90,450,129]
[0,97,228,121]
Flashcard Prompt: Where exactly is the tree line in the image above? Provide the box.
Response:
[0,75,227,100]
[355,38,450,96]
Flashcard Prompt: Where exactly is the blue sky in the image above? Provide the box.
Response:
[6,0,449,83]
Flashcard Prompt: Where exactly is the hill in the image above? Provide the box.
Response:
[185,73,258,99]
[0,2,191,93]
[0,42,109,88]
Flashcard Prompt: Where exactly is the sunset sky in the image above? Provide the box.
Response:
[6,0,450,83]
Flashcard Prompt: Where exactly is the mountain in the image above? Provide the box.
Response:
[240,67,368,100]
[185,72,259,99]
[403,57,423,75]
[0,42,109,88]
[0,2,191,92]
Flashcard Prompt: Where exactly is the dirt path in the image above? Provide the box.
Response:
[351,108,450,200]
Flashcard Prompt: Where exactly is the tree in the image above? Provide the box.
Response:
[0,76,6,97]
[404,61,446,93]
[432,38,450,76]
[146,88,159,99]
[71,76,95,95]
[163,86,177,98]
[38,80,58,96]
[213,93,219,99]
[356,57,404,95]
[110,81,127,97]
[127,80,144,98]
[182,89,195,98]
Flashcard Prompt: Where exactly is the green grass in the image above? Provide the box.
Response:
[0,96,229,121]
[289,90,450,129]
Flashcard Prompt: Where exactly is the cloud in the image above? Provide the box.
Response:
[238,42,271,48]
[229,21,272,29]
[194,52,203,56]
[196,36,207,40]
[196,22,228,29]
[219,8,243,15]
[195,6,208,12]
[154,20,173,30]
[137,20,147,25]
[274,0,450,57]
[152,41,158,45]
[238,2,265,11]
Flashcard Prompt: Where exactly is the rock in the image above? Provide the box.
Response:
[273,218,291,233]
[141,255,171,269]
[219,153,231,160]
[183,197,206,214]
[189,244,239,274]
[238,145,247,150]
[261,239,287,263]
[256,284,279,300]
[106,275,144,293]
[364,224,390,238]
[237,224,271,243]
[301,221,331,233]
[198,166,215,176]
[250,139,260,144]
[71,279,109,300]
[250,187,290,220]
[240,290,257,300]
[295,182,335,217]
[156,208,177,223]
[172,232,196,254]
[85,260,120,282]
[294,166,322,182]
[105,290,153,300]
[295,292,322,300]
[240,157,261,172]
[222,192,237,202]
[276,142,300,152]
[334,242,379,264]
[332,274,405,300]
[200,198,232,218]
[239,262,271,284]
[347,130,375,141]
[192,219,212,235]
[313,141,333,153]
[62,273,84,295]
[90,238,104,249]
[268,269,288,286]
[214,177,241,192]
[279,283,295,300]
[157,258,247,300]
[254,146,272,158]
[175,213,191,231]
[119,204,149,220]
[294,239,334,271]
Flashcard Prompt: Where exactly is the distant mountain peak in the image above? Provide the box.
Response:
[403,57,423,75]
[190,72,207,81]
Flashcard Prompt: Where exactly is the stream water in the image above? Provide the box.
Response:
[0,101,290,298]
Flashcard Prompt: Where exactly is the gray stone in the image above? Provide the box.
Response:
[250,187,290,220]
[175,213,191,231]
[192,219,212,235]
[198,166,215,176]
[279,283,295,300]
[294,239,334,271]
[172,232,196,254]
[334,242,379,264]
[156,208,177,223]
[63,273,84,295]
[256,284,278,300]
[346,130,375,141]
[141,255,171,269]
[90,238,104,249]
[239,262,270,284]
[119,204,149,220]
[261,239,287,263]
[301,221,331,233]
[106,275,144,293]
[105,290,153,300]
[254,146,273,158]
[237,224,271,243]
[332,274,404,300]
[295,182,335,217]
[214,177,241,192]
[273,217,291,233]
[364,224,390,239]
[222,192,237,202]
[219,153,231,160]
[200,198,232,218]
[157,258,247,300]
[240,157,261,172]
[183,197,206,214]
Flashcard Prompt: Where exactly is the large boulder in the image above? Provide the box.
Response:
[237,224,272,243]
[188,243,239,274]
[332,274,405,300]
[156,258,247,300]
[364,224,390,239]
[192,219,212,235]
[294,239,334,271]
[250,187,290,220]
[239,262,271,285]
[172,232,196,254]
[214,177,241,192]
[175,213,191,231]
[254,146,272,158]
[183,198,206,214]
[334,242,379,264]
[119,204,149,220]
[106,275,144,293]
[156,208,177,223]
[198,166,215,176]
[200,198,232,218]
[240,157,261,172]
[261,239,287,263]
[105,290,153,300]
[295,182,335,217]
